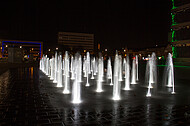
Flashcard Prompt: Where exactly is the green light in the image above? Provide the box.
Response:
[171,0,177,58]
[172,46,177,58]
[171,30,175,42]
[171,13,176,26]
[172,0,177,9]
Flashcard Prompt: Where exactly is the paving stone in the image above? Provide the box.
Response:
[1,67,190,125]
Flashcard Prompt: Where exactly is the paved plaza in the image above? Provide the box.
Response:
[0,65,190,126]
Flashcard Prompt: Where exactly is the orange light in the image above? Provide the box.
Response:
[98,43,100,50]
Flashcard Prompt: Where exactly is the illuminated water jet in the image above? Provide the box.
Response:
[112,52,121,100]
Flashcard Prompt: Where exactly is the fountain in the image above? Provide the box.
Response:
[96,55,103,92]
[72,53,82,103]
[48,58,51,77]
[70,56,75,80]
[83,56,87,77]
[107,57,113,85]
[118,55,123,81]
[146,52,157,97]
[63,51,70,94]
[100,57,104,82]
[46,57,49,76]
[41,55,46,73]
[85,52,90,86]
[112,52,121,100]
[124,55,130,90]
[165,53,175,94]
[131,57,137,84]
[136,55,139,81]
[123,58,126,78]
[50,56,54,80]
[145,53,157,88]
[53,52,58,83]
[57,54,63,87]
[90,57,95,79]
[39,50,177,103]
[95,58,98,75]
[78,55,82,83]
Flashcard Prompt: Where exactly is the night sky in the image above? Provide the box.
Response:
[0,0,171,50]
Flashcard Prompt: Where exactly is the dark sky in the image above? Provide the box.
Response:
[0,0,171,50]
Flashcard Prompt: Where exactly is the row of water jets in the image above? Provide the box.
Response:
[40,51,175,104]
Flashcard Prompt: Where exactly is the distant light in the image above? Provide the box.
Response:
[24,55,27,58]
[84,50,86,53]
[139,54,141,56]
[98,43,100,50]
[48,49,51,51]
[20,46,22,48]
[124,49,126,52]
[105,49,107,51]
[56,48,58,50]
[0,47,2,50]
[32,48,34,50]
[5,45,8,47]
[156,45,158,47]
[125,54,127,56]
[145,58,149,61]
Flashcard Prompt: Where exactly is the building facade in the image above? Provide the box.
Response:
[0,40,43,60]
[58,32,94,53]
[171,0,190,58]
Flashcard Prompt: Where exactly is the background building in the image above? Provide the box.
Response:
[58,32,94,53]
[170,0,190,59]
[0,40,43,62]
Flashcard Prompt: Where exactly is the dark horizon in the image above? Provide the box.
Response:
[0,0,171,50]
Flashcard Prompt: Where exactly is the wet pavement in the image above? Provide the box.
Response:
[0,66,190,126]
